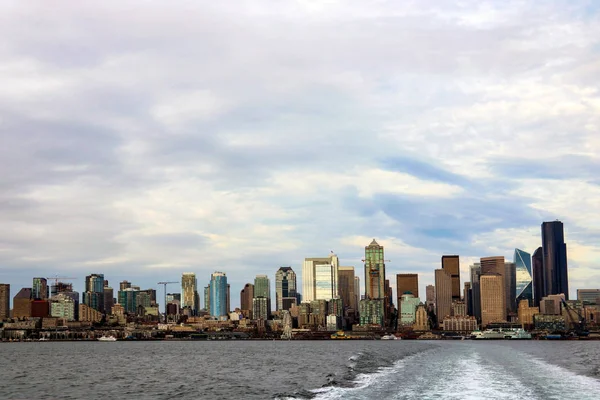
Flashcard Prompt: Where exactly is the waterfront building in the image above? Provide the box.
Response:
[517,299,539,329]
[338,267,357,312]
[83,273,105,313]
[577,289,600,305]
[118,287,139,314]
[326,314,341,331]
[413,304,429,331]
[328,298,343,318]
[532,247,544,307]
[252,296,269,320]
[540,294,565,315]
[396,274,419,305]
[441,255,460,301]
[302,254,339,303]
[240,283,254,317]
[399,294,420,326]
[13,288,32,319]
[0,284,9,320]
[514,249,533,306]
[480,274,505,327]
[32,277,48,300]
[452,301,466,317]
[309,299,328,328]
[435,269,452,323]
[79,303,103,322]
[505,262,516,314]
[50,293,77,321]
[181,273,198,314]
[470,263,482,321]
[210,272,228,319]
[481,257,506,320]
[541,221,569,300]
[442,316,478,332]
[359,298,384,326]
[534,314,566,331]
[275,267,297,311]
[364,240,385,299]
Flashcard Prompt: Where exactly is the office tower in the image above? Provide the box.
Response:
[399,294,420,325]
[204,286,210,311]
[480,257,506,320]
[240,283,254,312]
[441,255,460,301]
[365,240,385,299]
[50,293,77,321]
[303,253,339,302]
[0,284,9,320]
[252,296,269,320]
[118,287,139,314]
[434,269,452,322]
[532,247,544,307]
[13,288,32,318]
[354,276,360,309]
[181,273,198,314]
[104,281,114,315]
[464,282,472,316]
[210,272,228,318]
[227,284,230,314]
[120,281,132,291]
[505,262,516,314]
[577,289,600,305]
[426,285,435,309]
[514,248,533,306]
[166,293,181,303]
[83,273,105,313]
[480,274,505,327]
[275,267,297,311]
[414,304,429,331]
[396,274,419,305]
[470,264,483,320]
[338,267,356,312]
[51,282,73,297]
[254,275,270,299]
[359,299,385,326]
[542,221,569,300]
[32,278,48,300]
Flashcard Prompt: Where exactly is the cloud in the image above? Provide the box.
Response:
[0,0,599,307]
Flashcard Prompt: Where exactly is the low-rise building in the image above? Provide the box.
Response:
[442,316,478,332]
[517,299,539,329]
[79,304,103,323]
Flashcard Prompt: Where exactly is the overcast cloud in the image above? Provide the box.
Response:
[1,0,599,307]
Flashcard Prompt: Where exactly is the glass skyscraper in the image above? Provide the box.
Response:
[514,248,533,306]
[210,272,228,318]
[275,267,296,311]
[83,273,105,313]
[542,221,569,300]
[365,239,385,299]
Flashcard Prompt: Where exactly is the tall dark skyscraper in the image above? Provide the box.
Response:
[441,255,460,301]
[542,221,569,300]
[532,247,544,307]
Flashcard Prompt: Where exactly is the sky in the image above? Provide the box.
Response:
[1,0,599,310]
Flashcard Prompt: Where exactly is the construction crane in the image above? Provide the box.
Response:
[45,276,77,296]
[158,281,179,323]
[561,298,589,337]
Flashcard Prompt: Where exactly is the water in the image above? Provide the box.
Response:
[1,341,600,399]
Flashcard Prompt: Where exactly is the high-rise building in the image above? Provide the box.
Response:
[399,294,420,326]
[166,293,181,303]
[181,273,198,314]
[210,272,228,318]
[50,293,77,321]
[359,298,384,326]
[505,262,516,314]
[425,285,435,310]
[338,267,356,312]
[275,267,297,311]
[532,247,544,307]
[104,281,114,316]
[204,285,210,311]
[480,257,506,321]
[541,221,569,300]
[13,288,32,318]
[32,278,48,300]
[227,284,230,314]
[83,273,105,313]
[396,274,419,305]
[118,287,139,314]
[514,249,533,306]
[434,269,452,323]
[354,276,360,309]
[441,255,460,301]
[51,282,73,297]
[0,284,10,320]
[240,283,254,313]
[577,289,600,305]
[120,281,132,291]
[365,240,385,299]
[252,297,269,320]
[470,264,481,321]
[302,254,339,302]
[464,282,472,316]
[480,274,505,327]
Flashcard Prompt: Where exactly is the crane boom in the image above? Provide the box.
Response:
[158,281,179,323]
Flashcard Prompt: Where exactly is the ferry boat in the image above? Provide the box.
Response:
[380,334,401,340]
[97,335,117,342]
[471,328,531,340]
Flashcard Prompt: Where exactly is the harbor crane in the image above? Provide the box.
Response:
[158,281,179,323]
[561,298,589,337]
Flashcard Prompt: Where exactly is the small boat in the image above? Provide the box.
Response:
[98,335,117,342]
[381,334,400,340]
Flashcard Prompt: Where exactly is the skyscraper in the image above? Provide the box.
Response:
[396,274,419,304]
[354,276,360,309]
[104,280,114,315]
[83,273,105,313]
[470,263,481,321]
[542,221,569,300]
[0,284,9,320]
[425,285,435,310]
[181,273,198,314]
[240,283,254,313]
[514,248,533,306]
[227,284,231,314]
[338,267,356,312]
[254,275,270,299]
[505,262,516,314]
[480,257,506,321]
[480,274,505,327]
[302,253,339,302]
[275,267,297,311]
[441,255,460,301]
[365,240,385,299]
[434,269,452,323]
[32,278,48,300]
[210,272,228,318]
[532,247,544,307]
[204,286,210,312]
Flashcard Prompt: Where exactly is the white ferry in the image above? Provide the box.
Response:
[471,328,531,340]
[381,334,401,340]
[97,335,117,342]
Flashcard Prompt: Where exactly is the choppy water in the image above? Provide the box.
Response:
[1,340,600,399]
